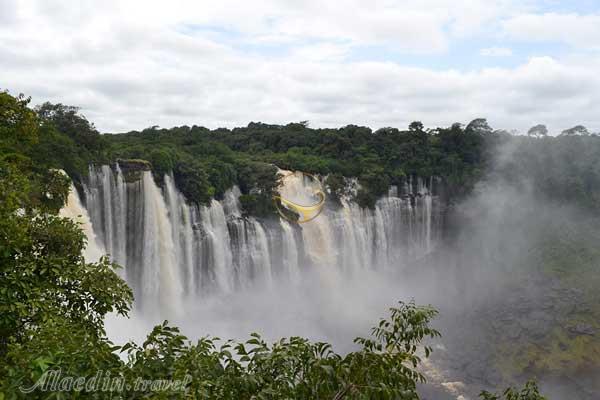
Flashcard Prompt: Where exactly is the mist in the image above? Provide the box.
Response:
[99,137,600,400]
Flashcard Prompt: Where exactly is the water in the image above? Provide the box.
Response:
[63,164,446,388]
[59,183,105,263]
[80,164,439,316]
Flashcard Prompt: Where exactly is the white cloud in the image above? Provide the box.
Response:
[503,13,600,50]
[0,0,524,55]
[480,47,513,57]
[1,1,599,135]
[289,43,351,62]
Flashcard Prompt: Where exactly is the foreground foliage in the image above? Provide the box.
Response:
[119,302,439,399]
[3,302,441,399]
[0,94,132,356]
[480,381,546,400]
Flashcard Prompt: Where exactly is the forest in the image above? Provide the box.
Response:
[4,89,600,398]
[10,95,600,216]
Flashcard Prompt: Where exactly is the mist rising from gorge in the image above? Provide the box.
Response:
[92,137,600,399]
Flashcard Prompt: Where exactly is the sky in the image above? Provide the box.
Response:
[1,0,600,134]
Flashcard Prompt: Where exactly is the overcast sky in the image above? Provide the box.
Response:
[1,0,600,134]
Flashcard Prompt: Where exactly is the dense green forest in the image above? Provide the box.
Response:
[20,101,492,212]
[11,95,600,218]
[6,89,599,398]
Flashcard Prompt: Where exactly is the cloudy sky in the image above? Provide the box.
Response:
[1,0,600,134]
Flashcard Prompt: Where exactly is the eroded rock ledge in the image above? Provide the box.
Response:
[116,158,152,182]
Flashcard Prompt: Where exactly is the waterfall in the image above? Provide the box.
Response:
[164,174,196,296]
[84,165,127,266]
[199,199,234,293]
[140,171,183,316]
[279,219,300,282]
[80,165,440,319]
[60,183,105,263]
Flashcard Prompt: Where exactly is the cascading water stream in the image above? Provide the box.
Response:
[140,171,183,316]
[60,183,105,263]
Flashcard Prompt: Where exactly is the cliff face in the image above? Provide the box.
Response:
[82,164,442,311]
[114,158,152,183]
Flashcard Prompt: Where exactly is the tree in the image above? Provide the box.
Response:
[0,92,132,357]
[236,160,279,216]
[527,124,548,138]
[148,148,175,182]
[375,127,400,135]
[118,302,440,399]
[0,92,38,146]
[35,102,104,152]
[480,380,546,400]
[466,118,493,135]
[173,159,214,205]
[409,121,425,132]
[359,165,391,206]
[325,173,347,201]
[0,173,131,351]
[560,125,589,137]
